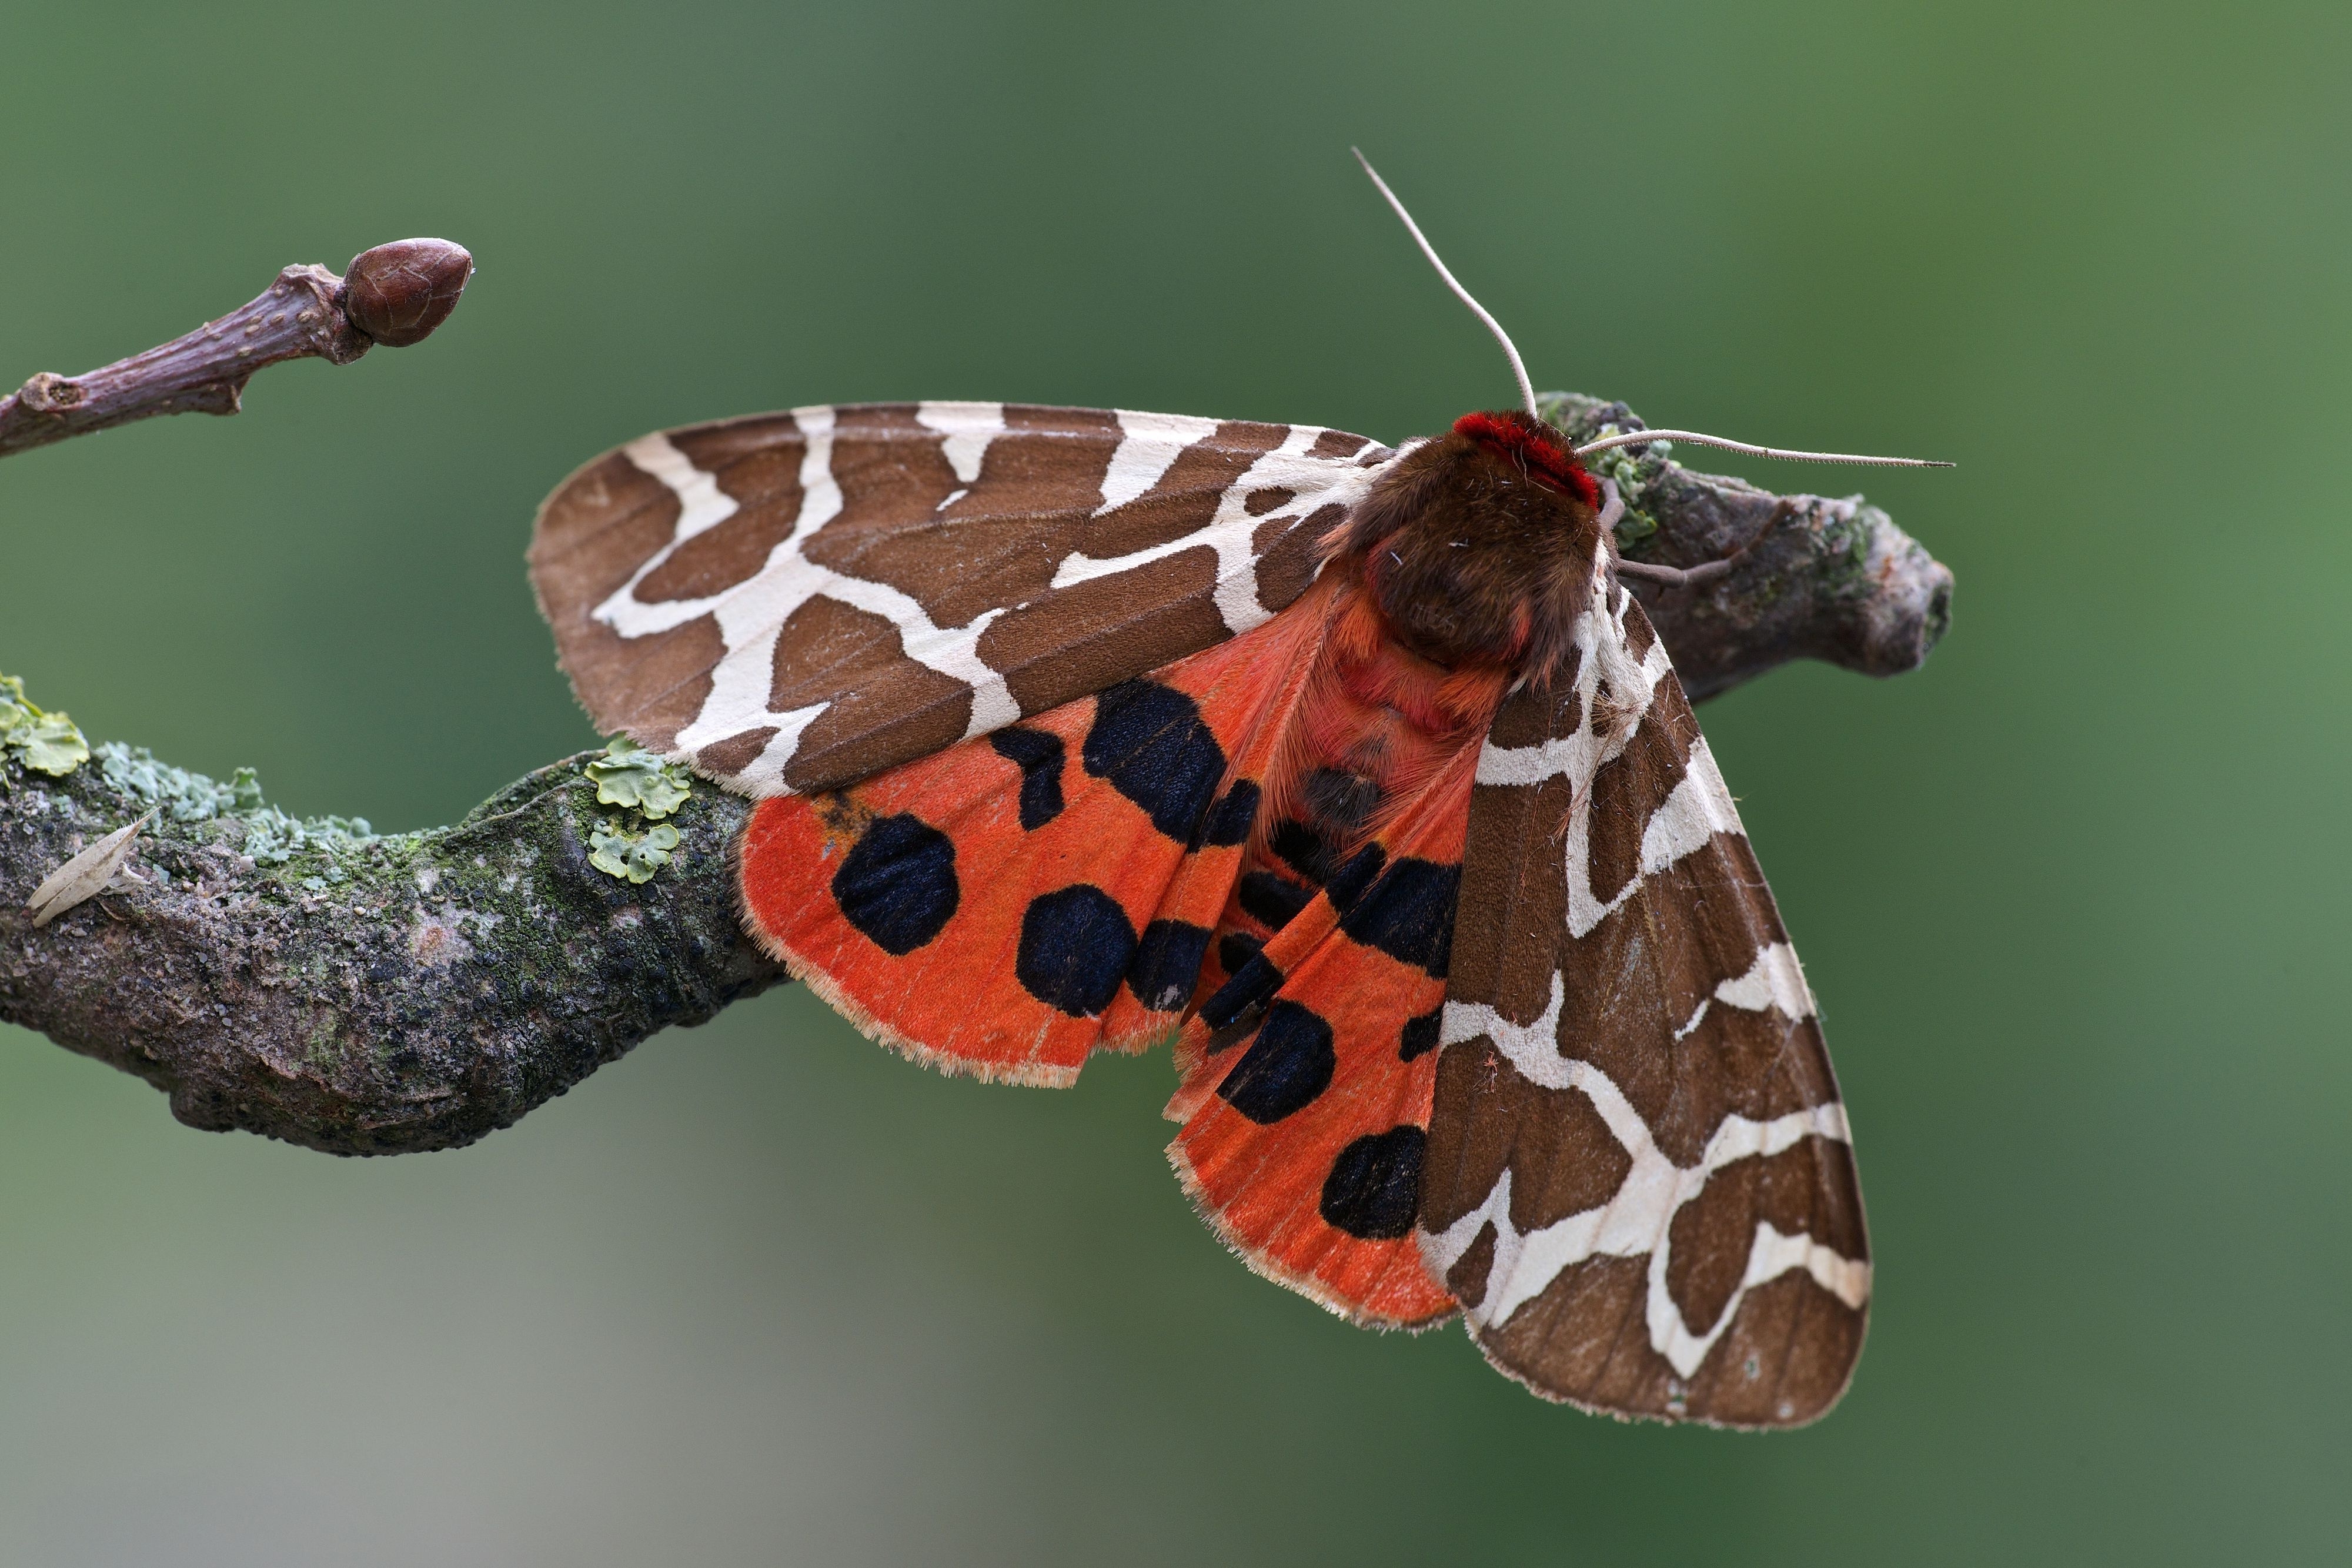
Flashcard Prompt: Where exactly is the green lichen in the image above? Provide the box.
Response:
[1579,426,1674,557]
[581,738,693,883]
[1817,501,1880,596]
[589,817,680,883]
[1,674,91,777]
[583,737,693,820]
[1611,502,1661,553]
[1531,399,1676,557]
[93,742,376,863]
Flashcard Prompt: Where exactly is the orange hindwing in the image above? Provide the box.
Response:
[1167,740,1477,1328]
[738,583,1331,1087]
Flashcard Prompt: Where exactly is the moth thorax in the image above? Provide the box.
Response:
[1331,410,1606,679]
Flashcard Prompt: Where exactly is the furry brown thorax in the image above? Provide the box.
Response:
[1326,410,1606,682]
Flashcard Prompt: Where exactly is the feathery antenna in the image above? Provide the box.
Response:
[1352,148,1540,421]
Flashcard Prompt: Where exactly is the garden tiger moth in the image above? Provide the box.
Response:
[526,152,1946,1427]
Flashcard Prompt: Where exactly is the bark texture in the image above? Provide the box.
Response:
[2,757,771,1153]
[1545,393,1953,700]
[1,387,1951,1156]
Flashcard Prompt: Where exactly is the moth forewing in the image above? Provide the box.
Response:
[1418,589,1868,1426]
[527,404,1399,801]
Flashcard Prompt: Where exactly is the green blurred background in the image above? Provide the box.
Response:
[3,2,2345,1563]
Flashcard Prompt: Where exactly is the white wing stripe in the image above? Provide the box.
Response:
[1096,410,1220,512]
[916,400,1004,484]
[1714,942,1816,1020]
[621,432,739,543]
[1473,580,1742,937]
[606,414,1017,767]
[1054,423,1385,636]
[1419,1024,1859,1378]
[1637,738,1738,877]
[593,406,1397,788]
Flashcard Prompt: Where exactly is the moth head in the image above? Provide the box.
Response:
[1449,409,1600,509]
[1331,149,1949,679]
[1329,410,1606,680]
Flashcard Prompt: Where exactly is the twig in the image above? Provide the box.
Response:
[0,239,473,460]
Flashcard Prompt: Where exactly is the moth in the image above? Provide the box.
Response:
[526,153,1945,1427]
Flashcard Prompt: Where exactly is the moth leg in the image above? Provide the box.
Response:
[1615,556,1735,590]
[1615,498,1796,593]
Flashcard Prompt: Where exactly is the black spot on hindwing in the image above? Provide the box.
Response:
[988,727,1065,830]
[1319,1126,1426,1239]
[1399,1006,1441,1061]
[1201,953,1285,1031]
[1339,857,1462,977]
[1302,767,1382,832]
[1015,885,1137,1017]
[1194,779,1259,848]
[832,813,958,955]
[1217,1000,1335,1123]
[1083,680,1228,840]
[1238,871,1315,931]
[1324,844,1386,913]
[1127,919,1211,1012]
[1269,818,1333,884]
[1217,931,1264,977]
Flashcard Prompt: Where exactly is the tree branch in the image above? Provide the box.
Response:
[1,753,775,1153]
[0,283,1952,1153]
[0,239,472,459]
[1541,393,1953,701]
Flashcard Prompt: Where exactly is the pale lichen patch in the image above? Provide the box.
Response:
[94,743,375,864]
[1,674,91,778]
[589,818,680,883]
[407,901,504,967]
[582,740,693,884]
[409,915,473,967]
[584,737,693,819]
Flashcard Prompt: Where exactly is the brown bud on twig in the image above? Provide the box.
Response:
[340,239,474,348]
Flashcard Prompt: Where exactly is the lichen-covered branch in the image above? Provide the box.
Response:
[0,377,1951,1155]
[1541,394,1953,701]
[0,239,473,459]
[1,742,774,1153]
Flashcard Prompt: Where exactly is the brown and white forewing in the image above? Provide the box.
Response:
[1416,571,1869,1428]
[529,403,1395,796]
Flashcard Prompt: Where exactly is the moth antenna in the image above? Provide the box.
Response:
[1574,428,1955,469]
[1352,147,1541,422]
